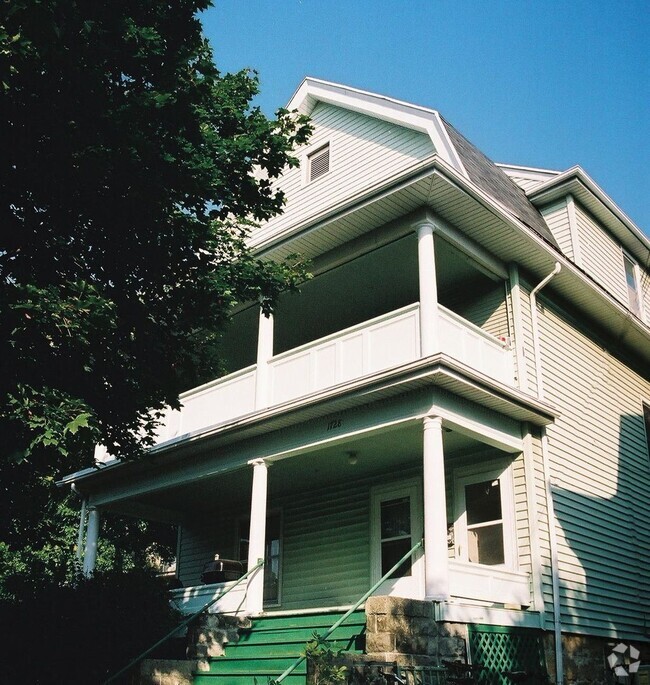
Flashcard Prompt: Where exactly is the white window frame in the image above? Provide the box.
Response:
[302,141,331,185]
[237,509,283,607]
[370,478,424,599]
[622,250,644,319]
[452,460,517,570]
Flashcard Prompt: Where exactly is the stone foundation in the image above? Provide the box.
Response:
[185,612,251,672]
[138,659,196,685]
[364,596,467,666]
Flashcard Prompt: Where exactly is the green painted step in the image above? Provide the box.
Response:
[192,610,365,684]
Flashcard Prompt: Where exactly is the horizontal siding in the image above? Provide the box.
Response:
[445,283,510,339]
[541,199,574,261]
[538,300,650,639]
[574,205,628,306]
[506,175,552,193]
[512,452,531,576]
[518,284,539,398]
[252,103,434,246]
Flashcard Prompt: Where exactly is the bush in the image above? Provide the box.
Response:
[0,567,181,684]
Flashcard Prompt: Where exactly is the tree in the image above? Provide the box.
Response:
[0,0,311,590]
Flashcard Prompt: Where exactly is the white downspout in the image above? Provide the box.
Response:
[529,262,563,685]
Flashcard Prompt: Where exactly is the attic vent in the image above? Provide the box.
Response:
[308,144,330,181]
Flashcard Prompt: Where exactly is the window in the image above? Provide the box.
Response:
[238,512,282,605]
[371,480,423,598]
[623,253,642,317]
[453,463,516,569]
[307,143,330,182]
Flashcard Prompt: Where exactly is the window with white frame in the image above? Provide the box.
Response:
[623,252,642,317]
[453,462,516,568]
[307,143,330,182]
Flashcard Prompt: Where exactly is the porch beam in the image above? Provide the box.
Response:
[422,415,450,600]
[83,506,100,577]
[414,216,439,356]
[246,458,269,613]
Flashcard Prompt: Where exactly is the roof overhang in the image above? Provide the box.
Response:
[528,166,649,263]
[57,353,557,502]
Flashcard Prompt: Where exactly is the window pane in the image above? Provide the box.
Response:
[466,480,502,525]
[381,497,411,539]
[468,523,504,565]
[381,538,412,578]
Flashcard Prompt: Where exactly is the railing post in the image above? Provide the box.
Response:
[422,415,449,600]
[83,505,100,577]
[414,216,439,357]
[246,458,269,613]
[255,309,274,409]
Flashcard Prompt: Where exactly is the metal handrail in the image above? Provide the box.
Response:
[102,558,265,685]
[274,539,424,684]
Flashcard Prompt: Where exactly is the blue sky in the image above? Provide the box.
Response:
[203,1,649,235]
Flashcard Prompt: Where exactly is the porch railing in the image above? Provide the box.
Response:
[101,558,264,685]
[274,539,424,684]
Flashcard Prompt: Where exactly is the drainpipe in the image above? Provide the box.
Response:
[71,483,87,567]
[529,262,563,685]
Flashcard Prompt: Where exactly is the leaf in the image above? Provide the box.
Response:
[64,412,91,435]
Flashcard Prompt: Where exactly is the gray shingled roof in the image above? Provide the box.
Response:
[441,117,559,248]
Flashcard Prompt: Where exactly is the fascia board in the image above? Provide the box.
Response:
[288,77,467,176]
[528,167,650,256]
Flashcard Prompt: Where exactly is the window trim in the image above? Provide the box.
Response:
[452,460,517,570]
[622,250,644,318]
[237,509,283,607]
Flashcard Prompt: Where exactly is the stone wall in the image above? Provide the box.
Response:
[186,612,251,672]
[364,596,467,666]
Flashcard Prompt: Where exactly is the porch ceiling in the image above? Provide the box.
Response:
[122,421,481,517]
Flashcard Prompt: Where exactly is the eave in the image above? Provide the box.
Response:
[57,353,557,498]
[528,166,650,263]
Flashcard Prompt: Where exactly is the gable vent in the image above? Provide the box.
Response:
[308,144,330,181]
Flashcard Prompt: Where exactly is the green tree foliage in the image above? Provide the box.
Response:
[0,0,311,593]
[0,0,311,465]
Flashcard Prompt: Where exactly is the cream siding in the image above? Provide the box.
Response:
[518,284,539,398]
[445,283,510,340]
[541,199,574,261]
[537,300,650,639]
[508,175,552,193]
[252,103,435,247]
[574,205,629,306]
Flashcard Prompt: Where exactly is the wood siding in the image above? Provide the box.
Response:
[574,205,629,306]
[252,103,434,247]
[541,199,574,261]
[538,300,650,639]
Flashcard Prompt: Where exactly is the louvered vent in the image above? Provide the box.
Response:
[309,144,330,181]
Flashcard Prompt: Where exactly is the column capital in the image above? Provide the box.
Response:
[248,458,270,468]
[412,209,437,236]
[423,415,443,429]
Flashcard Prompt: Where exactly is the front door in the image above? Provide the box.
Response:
[371,480,423,598]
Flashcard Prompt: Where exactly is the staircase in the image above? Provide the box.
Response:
[192,610,366,685]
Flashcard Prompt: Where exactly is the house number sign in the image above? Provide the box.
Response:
[326,418,342,431]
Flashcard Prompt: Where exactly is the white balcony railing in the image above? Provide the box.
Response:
[119,302,513,453]
[170,581,247,615]
[448,559,531,606]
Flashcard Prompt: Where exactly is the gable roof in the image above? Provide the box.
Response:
[289,78,558,248]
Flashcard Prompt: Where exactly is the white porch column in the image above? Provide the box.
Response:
[415,219,439,356]
[246,458,269,613]
[255,309,274,409]
[422,415,450,600]
[82,506,100,577]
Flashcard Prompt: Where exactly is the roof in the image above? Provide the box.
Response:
[289,78,559,249]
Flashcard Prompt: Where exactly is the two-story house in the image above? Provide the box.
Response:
[60,79,650,685]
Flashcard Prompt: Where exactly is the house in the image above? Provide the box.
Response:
[60,79,650,685]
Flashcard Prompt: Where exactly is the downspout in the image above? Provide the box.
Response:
[529,262,563,685]
[71,483,87,567]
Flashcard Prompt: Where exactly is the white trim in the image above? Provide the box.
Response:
[302,140,331,186]
[437,602,542,628]
[287,77,467,176]
[370,478,424,599]
[622,249,645,320]
[452,459,517,571]
[565,194,582,267]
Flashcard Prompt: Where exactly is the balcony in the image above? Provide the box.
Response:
[150,303,513,448]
